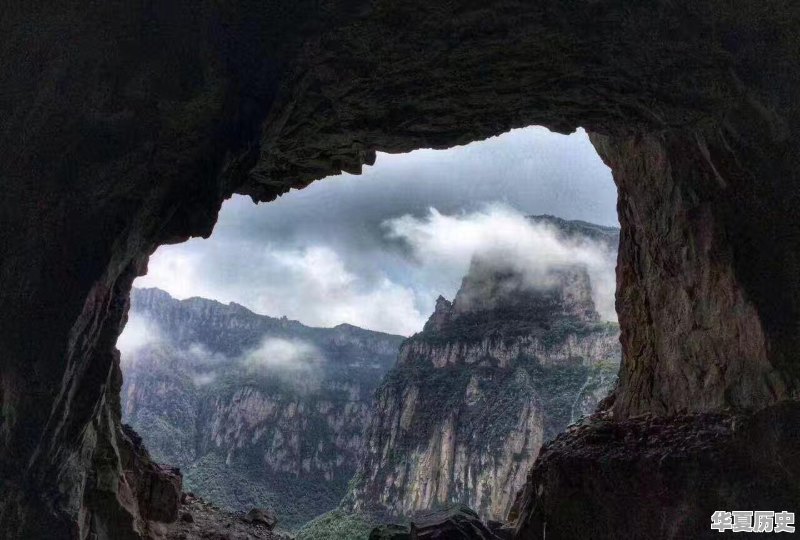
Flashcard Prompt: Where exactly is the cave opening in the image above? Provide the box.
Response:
[117,126,621,536]
[3,4,798,539]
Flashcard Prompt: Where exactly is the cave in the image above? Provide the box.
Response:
[2,2,799,539]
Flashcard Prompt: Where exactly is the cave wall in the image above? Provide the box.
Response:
[0,1,310,535]
[595,123,799,416]
[1,1,799,538]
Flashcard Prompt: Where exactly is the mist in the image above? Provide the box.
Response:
[384,204,618,320]
[243,337,322,372]
[117,313,163,359]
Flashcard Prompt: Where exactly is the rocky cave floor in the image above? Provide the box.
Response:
[154,494,289,540]
[511,400,800,538]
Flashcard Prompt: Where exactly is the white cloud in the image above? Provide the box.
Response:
[137,249,214,302]
[256,247,426,335]
[186,342,228,366]
[191,373,217,386]
[241,337,329,393]
[243,337,320,371]
[117,313,162,359]
[384,204,617,320]
[139,242,427,336]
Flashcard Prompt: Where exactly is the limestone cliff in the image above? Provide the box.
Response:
[344,223,621,522]
[120,288,403,528]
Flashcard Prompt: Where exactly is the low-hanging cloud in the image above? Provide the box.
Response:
[384,204,618,320]
[243,337,321,372]
[119,325,329,390]
[191,372,217,386]
[265,247,427,334]
[241,337,328,393]
[140,244,427,336]
[117,313,163,359]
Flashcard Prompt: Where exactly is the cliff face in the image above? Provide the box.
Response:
[120,289,403,528]
[345,227,621,522]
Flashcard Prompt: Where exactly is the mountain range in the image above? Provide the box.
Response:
[121,289,404,528]
[120,215,621,537]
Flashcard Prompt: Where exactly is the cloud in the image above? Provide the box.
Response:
[186,342,229,367]
[139,243,427,336]
[383,204,618,320]
[117,313,163,359]
[259,247,427,335]
[134,126,617,334]
[191,373,217,386]
[241,337,329,393]
[243,337,321,372]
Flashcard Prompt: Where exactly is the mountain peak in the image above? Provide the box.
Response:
[422,296,454,333]
[418,256,599,343]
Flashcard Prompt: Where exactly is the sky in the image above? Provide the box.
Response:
[133,126,618,336]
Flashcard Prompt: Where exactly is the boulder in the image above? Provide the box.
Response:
[145,465,182,523]
[243,508,278,530]
[369,523,412,540]
[510,402,800,539]
[369,505,505,539]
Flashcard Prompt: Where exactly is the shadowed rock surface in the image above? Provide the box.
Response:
[510,401,800,540]
[369,505,512,540]
[163,493,289,540]
[243,508,278,530]
[1,1,799,538]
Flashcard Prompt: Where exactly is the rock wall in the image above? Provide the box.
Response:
[345,252,621,522]
[1,1,799,538]
[594,129,797,417]
[510,402,800,540]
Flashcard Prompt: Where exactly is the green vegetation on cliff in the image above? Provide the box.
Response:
[295,509,376,540]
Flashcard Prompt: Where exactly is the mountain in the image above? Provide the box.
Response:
[120,289,405,529]
[340,218,621,524]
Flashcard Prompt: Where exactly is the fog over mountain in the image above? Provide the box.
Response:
[134,126,616,336]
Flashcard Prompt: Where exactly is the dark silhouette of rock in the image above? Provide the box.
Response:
[117,424,183,525]
[510,402,800,539]
[369,505,507,539]
[166,497,287,539]
[145,465,182,523]
[243,508,278,530]
[370,524,412,540]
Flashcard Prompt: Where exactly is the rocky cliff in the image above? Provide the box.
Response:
[344,220,621,522]
[120,288,404,528]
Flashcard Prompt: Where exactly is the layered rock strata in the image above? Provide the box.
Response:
[346,245,621,522]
